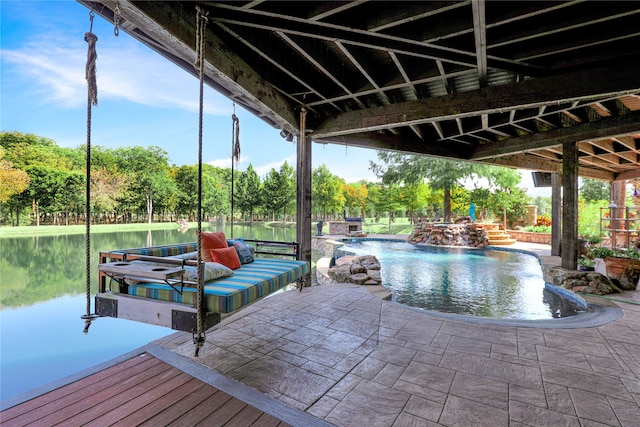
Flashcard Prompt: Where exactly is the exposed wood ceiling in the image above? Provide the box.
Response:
[79,1,640,181]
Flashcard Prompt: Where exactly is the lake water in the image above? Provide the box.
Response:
[0,224,298,402]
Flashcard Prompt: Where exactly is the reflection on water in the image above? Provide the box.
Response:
[0,223,295,402]
[338,241,582,320]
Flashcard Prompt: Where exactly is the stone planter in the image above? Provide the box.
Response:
[603,257,640,290]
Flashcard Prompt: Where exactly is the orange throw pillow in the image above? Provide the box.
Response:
[209,247,241,270]
[200,231,227,262]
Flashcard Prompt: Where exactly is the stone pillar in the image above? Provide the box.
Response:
[524,205,537,227]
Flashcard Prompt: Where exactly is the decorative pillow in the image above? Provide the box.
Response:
[227,238,254,264]
[209,247,242,270]
[182,262,233,283]
[200,231,227,262]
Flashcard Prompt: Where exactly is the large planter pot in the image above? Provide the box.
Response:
[604,257,640,290]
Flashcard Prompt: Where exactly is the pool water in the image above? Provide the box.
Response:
[337,240,582,320]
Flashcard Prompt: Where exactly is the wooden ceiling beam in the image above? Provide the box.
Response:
[206,2,544,75]
[84,0,300,130]
[472,0,488,88]
[471,112,640,160]
[313,133,471,160]
[483,154,614,180]
[311,61,640,138]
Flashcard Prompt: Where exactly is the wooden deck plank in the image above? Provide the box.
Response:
[83,372,193,427]
[220,404,267,426]
[1,356,163,426]
[59,364,184,426]
[166,389,234,426]
[253,412,294,427]
[0,353,154,422]
[195,396,248,426]
[136,384,218,427]
[110,377,206,426]
[1,352,315,427]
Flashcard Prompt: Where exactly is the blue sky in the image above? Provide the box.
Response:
[0,0,382,182]
[1,0,547,194]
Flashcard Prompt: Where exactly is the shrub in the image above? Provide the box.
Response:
[535,214,552,227]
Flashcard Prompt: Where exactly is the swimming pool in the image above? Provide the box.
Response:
[337,240,583,320]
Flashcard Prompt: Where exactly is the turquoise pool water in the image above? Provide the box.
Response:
[337,240,582,320]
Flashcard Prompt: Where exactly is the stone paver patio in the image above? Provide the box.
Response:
[158,242,640,426]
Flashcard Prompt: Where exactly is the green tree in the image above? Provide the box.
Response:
[263,161,296,221]
[234,164,262,222]
[342,182,368,218]
[581,178,609,202]
[113,146,172,223]
[370,153,479,222]
[0,147,30,203]
[312,164,345,220]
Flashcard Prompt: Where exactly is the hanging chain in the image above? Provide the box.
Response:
[193,5,209,357]
[113,2,121,37]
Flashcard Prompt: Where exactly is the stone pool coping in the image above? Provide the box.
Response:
[315,236,624,329]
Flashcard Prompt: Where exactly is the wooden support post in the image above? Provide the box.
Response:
[561,141,578,269]
[610,181,627,248]
[296,109,312,286]
[551,172,561,257]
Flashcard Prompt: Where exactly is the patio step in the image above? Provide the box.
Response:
[486,229,516,245]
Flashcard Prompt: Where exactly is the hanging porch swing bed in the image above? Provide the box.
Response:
[96,232,310,332]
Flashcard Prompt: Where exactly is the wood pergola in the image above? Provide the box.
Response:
[79,1,640,271]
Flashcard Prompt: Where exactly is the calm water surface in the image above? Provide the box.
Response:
[0,224,297,402]
[339,240,581,320]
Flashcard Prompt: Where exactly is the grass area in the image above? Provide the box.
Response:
[361,217,415,235]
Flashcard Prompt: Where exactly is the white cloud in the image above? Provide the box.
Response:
[1,30,229,115]
[254,154,297,177]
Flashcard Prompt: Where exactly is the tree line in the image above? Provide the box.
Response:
[1,131,538,227]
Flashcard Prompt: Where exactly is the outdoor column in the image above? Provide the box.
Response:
[610,180,626,248]
[296,110,312,286]
[561,141,579,269]
[551,173,561,257]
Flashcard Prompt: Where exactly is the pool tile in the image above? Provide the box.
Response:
[540,362,632,400]
[545,383,577,415]
[568,388,619,425]
[609,395,640,426]
[450,372,509,410]
[509,383,547,409]
[392,412,440,427]
[447,335,492,357]
[440,350,542,389]
[536,346,591,370]
[403,395,443,421]
[398,360,455,394]
[509,400,580,426]
[373,363,405,386]
[440,395,508,426]
[325,379,410,427]
[368,344,417,367]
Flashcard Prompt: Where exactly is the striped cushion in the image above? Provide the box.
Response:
[126,258,309,313]
[119,243,199,257]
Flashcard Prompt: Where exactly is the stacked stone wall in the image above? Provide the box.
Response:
[407,223,489,247]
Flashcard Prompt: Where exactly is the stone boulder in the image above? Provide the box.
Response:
[327,254,382,285]
[544,266,621,296]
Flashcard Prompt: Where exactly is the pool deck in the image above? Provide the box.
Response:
[4,238,639,425]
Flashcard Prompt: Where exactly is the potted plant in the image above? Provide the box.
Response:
[587,246,640,290]
[577,256,595,271]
